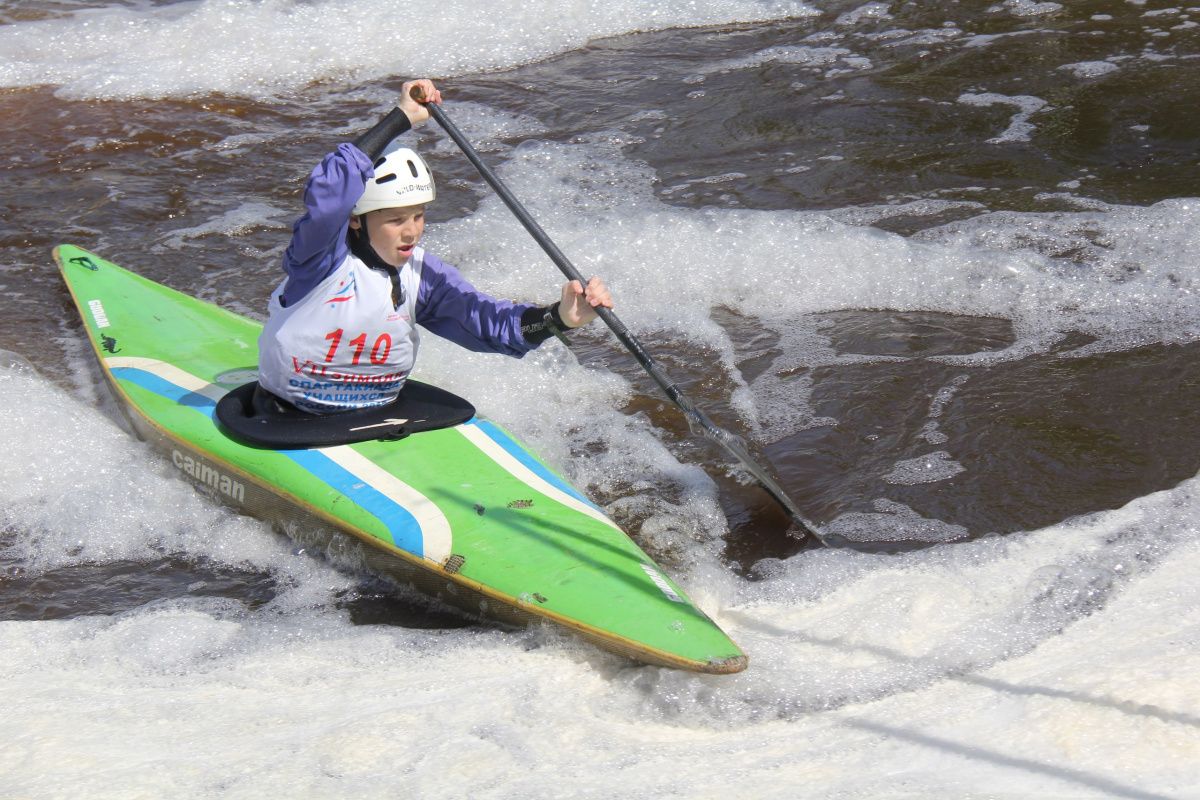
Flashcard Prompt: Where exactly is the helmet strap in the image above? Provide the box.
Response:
[348,212,405,310]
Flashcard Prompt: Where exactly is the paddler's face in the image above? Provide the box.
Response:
[353,205,426,267]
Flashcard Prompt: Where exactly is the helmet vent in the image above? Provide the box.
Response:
[352,146,435,214]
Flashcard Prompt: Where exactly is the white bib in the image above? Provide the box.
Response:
[258,247,423,413]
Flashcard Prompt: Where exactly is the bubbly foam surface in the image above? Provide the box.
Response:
[0,0,819,99]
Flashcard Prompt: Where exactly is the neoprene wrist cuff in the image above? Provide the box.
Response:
[353,108,415,160]
[519,302,571,346]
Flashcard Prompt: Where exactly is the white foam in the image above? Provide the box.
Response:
[835,2,893,27]
[991,0,1064,18]
[825,499,970,543]
[957,91,1049,143]
[0,0,819,100]
[873,26,965,47]
[0,355,353,611]
[912,198,1200,341]
[706,44,873,78]
[1059,60,1121,78]
[4,478,1198,796]
[882,451,967,485]
[919,374,969,444]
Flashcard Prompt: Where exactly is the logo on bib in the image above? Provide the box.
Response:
[326,274,357,304]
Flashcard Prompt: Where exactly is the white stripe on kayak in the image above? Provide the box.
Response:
[456,423,620,531]
[104,356,228,402]
[318,446,453,565]
[105,355,453,565]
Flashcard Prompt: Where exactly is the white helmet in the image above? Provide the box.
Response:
[352,143,436,215]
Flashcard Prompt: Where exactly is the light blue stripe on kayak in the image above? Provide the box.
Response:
[272,449,423,556]
[467,419,602,513]
[112,366,219,414]
[110,366,425,557]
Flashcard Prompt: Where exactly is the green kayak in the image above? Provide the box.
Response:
[55,244,748,674]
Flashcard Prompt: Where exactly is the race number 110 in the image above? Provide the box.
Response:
[323,328,392,365]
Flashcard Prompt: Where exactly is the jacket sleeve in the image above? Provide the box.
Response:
[416,252,544,356]
[278,143,375,306]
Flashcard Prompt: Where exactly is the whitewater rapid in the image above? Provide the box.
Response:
[3,1,1199,797]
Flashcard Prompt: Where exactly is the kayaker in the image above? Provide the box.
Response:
[257,78,613,414]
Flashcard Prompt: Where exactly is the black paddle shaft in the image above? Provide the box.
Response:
[419,97,830,546]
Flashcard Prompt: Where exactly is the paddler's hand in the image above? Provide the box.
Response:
[399,79,442,127]
[559,277,613,328]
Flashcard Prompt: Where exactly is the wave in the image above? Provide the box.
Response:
[0,0,818,100]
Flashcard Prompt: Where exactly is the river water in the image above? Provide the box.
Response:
[2,1,1199,797]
